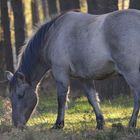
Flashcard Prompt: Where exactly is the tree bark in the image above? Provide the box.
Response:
[41,0,49,20]
[47,0,59,17]
[31,0,40,27]
[0,41,5,79]
[11,0,26,56]
[0,0,14,72]
[129,0,140,9]
[87,0,118,14]
[87,0,99,14]
[122,0,125,10]
[0,0,4,80]
[59,0,80,12]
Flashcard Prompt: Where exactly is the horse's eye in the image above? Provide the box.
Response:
[17,92,25,99]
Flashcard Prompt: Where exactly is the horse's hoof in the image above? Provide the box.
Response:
[96,116,105,130]
[129,121,136,128]
[96,124,104,130]
[51,122,64,129]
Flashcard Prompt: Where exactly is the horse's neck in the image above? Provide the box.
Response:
[18,58,50,89]
[30,64,48,88]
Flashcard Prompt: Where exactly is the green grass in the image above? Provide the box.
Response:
[1,95,140,140]
[28,95,135,129]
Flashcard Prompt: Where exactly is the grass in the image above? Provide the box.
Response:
[28,95,134,129]
[1,95,140,140]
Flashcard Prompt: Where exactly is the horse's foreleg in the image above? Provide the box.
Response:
[82,80,104,129]
[129,92,140,127]
[52,68,69,129]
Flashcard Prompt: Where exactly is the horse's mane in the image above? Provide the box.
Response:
[18,17,59,67]
[17,10,80,79]
[18,9,81,66]
[17,14,64,77]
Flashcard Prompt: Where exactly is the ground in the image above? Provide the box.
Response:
[0,94,140,140]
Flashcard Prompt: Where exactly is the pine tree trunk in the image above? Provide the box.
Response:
[129,0,140,9]
[31,0,40,27]
[0,41,5,79]
[47,0,59,18]
[0,0,14,72]
[11,0,26,55]
[87,0,99,14]
[87,0,118,14]
[41,0,49,20]
[59,0,80,12]
[0,40,7,97]
[0,0,4,80]
[107,0,118,12]
[122,0,125,10]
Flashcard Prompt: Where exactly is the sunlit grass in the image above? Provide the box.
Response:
[27,95,138,131]
[1,95,140,140]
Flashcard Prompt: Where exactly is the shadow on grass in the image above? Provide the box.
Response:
[105,116,130,123]
[1,121,140,140]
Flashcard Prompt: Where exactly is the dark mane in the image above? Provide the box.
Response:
[17,10,80,80]
[17,13,65,79]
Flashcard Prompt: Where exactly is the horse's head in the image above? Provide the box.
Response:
[6,71,38,128]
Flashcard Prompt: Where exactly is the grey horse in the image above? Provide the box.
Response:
[6,9,140,129]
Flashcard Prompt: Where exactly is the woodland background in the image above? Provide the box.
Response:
[0,0,140,99]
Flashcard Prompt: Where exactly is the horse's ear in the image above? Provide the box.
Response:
[16,72,25,82]
[5,71,13,81]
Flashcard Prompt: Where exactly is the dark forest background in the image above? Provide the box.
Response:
[0,0,140,99]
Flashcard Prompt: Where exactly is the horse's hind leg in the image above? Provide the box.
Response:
[82,80,104,129]
[118,70,140,127]
[129,91,140,127]
[124,72,140,127]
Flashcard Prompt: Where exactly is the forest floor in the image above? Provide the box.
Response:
[0,94,140,140]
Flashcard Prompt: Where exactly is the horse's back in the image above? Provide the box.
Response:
[48,9,140,80]
[47,12,114,79]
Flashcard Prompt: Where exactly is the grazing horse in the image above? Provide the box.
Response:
[6,9,140,129]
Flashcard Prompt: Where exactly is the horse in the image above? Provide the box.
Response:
[6,9,140,129]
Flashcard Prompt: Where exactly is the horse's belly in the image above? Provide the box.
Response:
[91,64,118,80]
[70,60,117,80]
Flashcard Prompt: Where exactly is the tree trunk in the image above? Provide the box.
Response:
[0,0,4,80]
[11,0,26,56]
[47,0,59,18]
[41,0,49,20]
[0,41,7,97]
[0,0,14,72]
[0,41,5,79]
[87,0,99,14]
[129,0,140,9]
[31,0,40,27]
[122,0,125,10]
[59,0,80,12]
[87,0,118,14]
[107,0,118,12]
